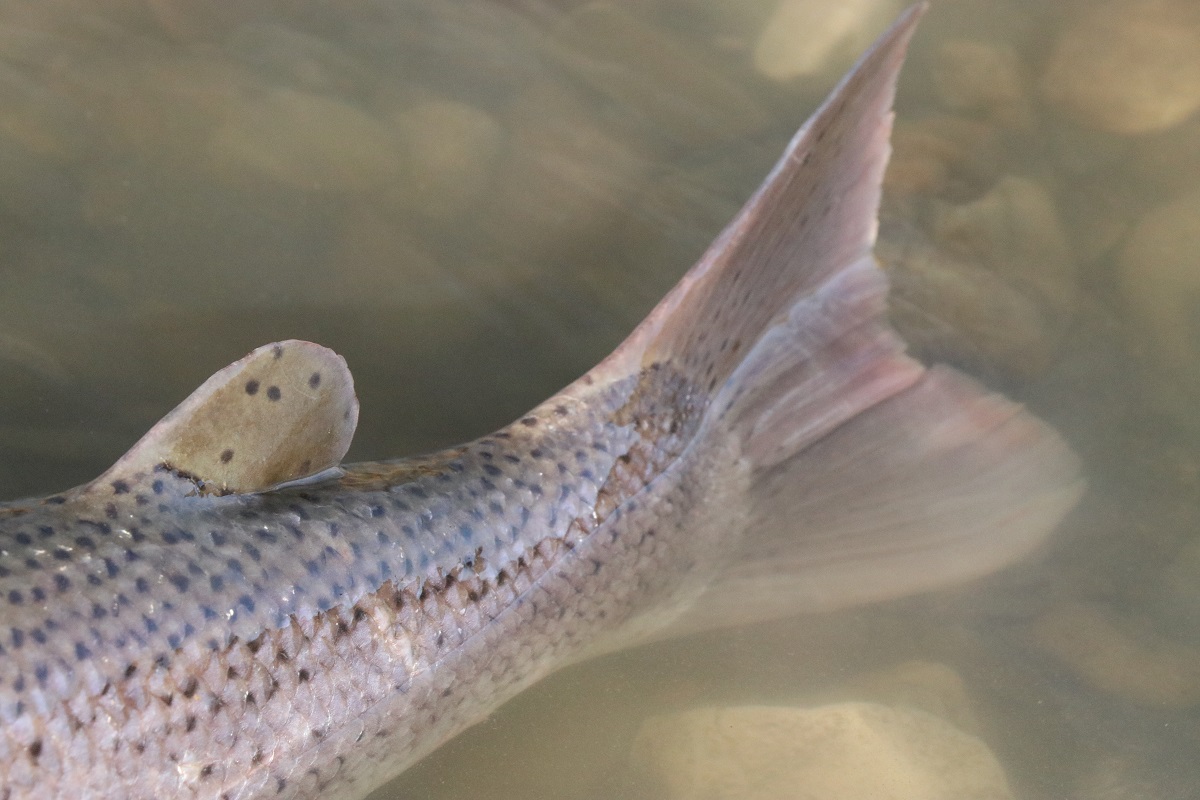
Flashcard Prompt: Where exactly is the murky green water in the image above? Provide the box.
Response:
[1,1,1198,798]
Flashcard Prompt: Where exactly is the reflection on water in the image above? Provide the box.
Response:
[0,0,1198,797]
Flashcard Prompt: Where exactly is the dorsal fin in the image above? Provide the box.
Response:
[97,340,359,495]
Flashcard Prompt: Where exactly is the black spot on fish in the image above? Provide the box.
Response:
[272,345,284,360]
[245,380,260,396]
[309,372,321,388]
[7,591,22,606]
[220,449,234,464]
[54,575,70,592]
[74,642,91,661]
[14,532,30,546]
[267,386,282,401]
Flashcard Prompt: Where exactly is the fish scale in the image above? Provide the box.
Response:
[0,363,726,798]
[0,7,1083,798]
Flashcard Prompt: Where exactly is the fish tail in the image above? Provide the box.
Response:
[585,4,1083,628]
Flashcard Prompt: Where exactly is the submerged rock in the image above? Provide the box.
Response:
[1040,0,1200,135]
[207,88,402,192]
[477,77,652,258]
[884,115,1002,197]
[554,3,770,148]
[884,176,1077,380]
[931,176,1076,311]
[932,39,1032,129]
[1118,191,1200,390]
[384,99,505,222]
[754,0,904,81]
[631,702,1014,800]
[834,660,981,734]
[1031,603,1200,709]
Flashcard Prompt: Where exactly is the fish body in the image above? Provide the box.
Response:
[0,6,1081,799]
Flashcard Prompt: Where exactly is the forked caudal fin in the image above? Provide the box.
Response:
[574,2,1083,624]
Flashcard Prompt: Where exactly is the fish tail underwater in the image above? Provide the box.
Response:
[0,4,1084,799]
[564,1,1081,637]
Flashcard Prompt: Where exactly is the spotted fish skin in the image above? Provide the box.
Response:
[0,7,1081,799]
[0,364,728,799]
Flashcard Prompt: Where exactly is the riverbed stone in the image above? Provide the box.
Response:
[932,39,1032,129]
[555,3,770,147]
[207,88,402,192]
[754,0,904,81]
[631,702,1014,800]
[1118,190,1200,389]
[1031,602,1200,708]
[383,99,504,222]
[1040,0,1200,135]
[884,176,1077,379]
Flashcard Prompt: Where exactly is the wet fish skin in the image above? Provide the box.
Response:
[0,356,732,799]
[0,5,1080,799]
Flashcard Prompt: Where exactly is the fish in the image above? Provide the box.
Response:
[0,5,1082,799]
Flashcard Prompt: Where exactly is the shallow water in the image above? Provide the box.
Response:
[1,0,1198,798]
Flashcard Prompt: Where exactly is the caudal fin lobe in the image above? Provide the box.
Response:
[588,3,1083,628]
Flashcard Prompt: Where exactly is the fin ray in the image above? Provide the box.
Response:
[674,368,1084,632]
